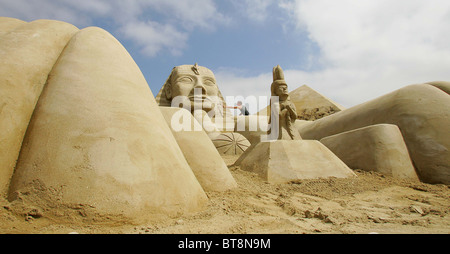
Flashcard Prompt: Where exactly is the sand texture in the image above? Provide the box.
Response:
[1,154,448,234]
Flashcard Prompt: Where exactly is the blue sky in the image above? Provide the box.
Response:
[1,0,450,113]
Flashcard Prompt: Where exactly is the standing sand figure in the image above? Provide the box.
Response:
[268,65,302,140]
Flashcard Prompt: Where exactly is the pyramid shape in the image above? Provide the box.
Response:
[238,140,356,184]
[257,85,345,120]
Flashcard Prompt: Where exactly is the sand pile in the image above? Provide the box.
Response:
[1,154,448,234]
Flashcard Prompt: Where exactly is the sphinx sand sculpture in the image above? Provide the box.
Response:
[155,64,250,155]
[0,16,448,223]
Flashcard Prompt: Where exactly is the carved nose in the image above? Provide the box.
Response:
[193,82,207,95]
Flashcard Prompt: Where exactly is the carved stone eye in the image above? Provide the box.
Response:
[178,76,193,83]
[203,78,216,86]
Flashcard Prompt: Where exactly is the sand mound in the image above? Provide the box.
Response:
[1,154,448,234]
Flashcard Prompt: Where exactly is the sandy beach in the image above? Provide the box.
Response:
[1,154,448,234]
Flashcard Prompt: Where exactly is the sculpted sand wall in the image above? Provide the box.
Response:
[0,19,79,197]
[298,84,450,184]
[8,27,208,218]
[320,124,419,180]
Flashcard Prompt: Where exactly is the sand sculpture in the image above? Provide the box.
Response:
[297,82,450,184]
[320,124,419,180]
[0,19,79,197]
[211,132,251,156]
[238,66,356,183]
[427,81,450,94]
[4,21,208,219]
[155,64,236,131]
[159,107,237,191]
[0,16,448,224]
[241,82,345,146]
[156,64,223,113]
[0,17,26,36]
[239,140,356,183]
[258,84,345,120]
[268,65,302,140]
[156,64,247,154]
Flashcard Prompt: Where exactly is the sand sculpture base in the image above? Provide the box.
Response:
[159,107,238,192]
[320,124,419,181]
[297,83,450,184]
[238,140,356,184]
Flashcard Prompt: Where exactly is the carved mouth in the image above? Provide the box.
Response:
[188,95,210,101]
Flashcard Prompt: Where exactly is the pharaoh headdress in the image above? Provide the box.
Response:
[154,64,232,118]
[270,65,287,97]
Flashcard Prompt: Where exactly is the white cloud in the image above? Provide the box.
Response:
[120,20,188,57]
[0,0,88,27]
[234,0,275,23]
[0,0,226,57]
[3,0,449,106]
[145,0,230,30]
[220,0,450,108]
[214,73,268,115]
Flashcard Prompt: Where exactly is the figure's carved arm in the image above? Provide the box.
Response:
[285,101,297,120]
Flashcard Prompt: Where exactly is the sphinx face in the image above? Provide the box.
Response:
[166,65,220,111]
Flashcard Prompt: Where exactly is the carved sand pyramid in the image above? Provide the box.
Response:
[238,140,356,184]
[258,84,345,120]
[5,22,208,218]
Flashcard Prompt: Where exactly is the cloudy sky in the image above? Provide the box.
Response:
[1,0,449,113]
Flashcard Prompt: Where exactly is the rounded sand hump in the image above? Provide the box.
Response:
[0,19,79,196]
[0,17,27,36]
[298,83,450,184]
[8,27,208,219]
[320,124,419,181]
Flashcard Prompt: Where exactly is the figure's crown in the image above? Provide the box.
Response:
[272,65,285,82]
[271,65,287,96]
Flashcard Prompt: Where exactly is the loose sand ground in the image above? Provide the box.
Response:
[1,154,449,234]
